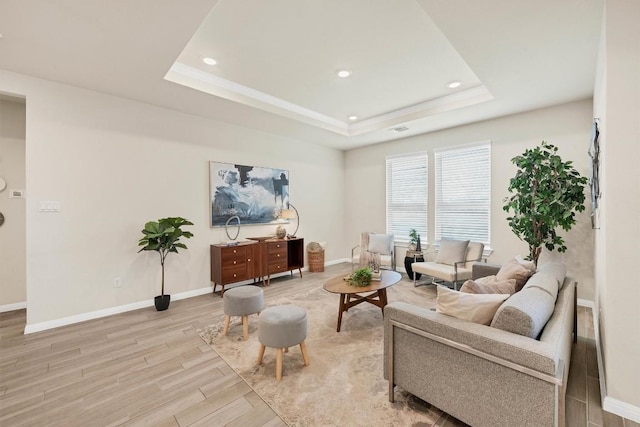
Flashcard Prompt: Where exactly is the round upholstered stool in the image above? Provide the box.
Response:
[223,285,264,341]
[257,305,310,382]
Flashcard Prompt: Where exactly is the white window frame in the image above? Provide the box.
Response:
[385,152,428,244]
[434,142,491,247]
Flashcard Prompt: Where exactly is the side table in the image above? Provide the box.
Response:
[404,251,424,280]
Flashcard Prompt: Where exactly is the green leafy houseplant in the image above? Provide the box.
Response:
[409,229,419,249]
[138,217,193,310]
[503,142,587,264]
[345,267,373,287]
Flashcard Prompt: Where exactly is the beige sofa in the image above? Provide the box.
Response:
[384,262,577,427]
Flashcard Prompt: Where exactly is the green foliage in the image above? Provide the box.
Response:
[138,217,194,295]
[409,229,419,245]
[503,142,587,264]
[345,267,373,287]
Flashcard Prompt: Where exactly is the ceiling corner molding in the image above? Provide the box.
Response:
[165,63,350,135]
[347,85,494,136]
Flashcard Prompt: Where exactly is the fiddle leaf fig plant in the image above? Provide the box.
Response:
[503,141,587,264]
[138,217,194,296]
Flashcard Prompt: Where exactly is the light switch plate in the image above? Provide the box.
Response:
[39,201,61,212]
[9,189,24,199]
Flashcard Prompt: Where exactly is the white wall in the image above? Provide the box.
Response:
[0,98,26,307]
[593,0,640,415]
[345,100,595,300]
[0,70,346,328]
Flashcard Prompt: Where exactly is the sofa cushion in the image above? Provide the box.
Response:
[496,258,534,291]
[367,233,393,255]
[436,239,470,266]
[436,286,509,325]
[412,261,473,283]
[460,276,516,295]
[536,261,567,290]
[522,271,559,299]
[490,287,556,338]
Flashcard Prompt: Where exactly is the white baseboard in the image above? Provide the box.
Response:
[24,286,213,334]
[590,302,640,422]
[326,258,350,266]
[0,301,27,313]
[603,397,640,423]
[577,298,594,308]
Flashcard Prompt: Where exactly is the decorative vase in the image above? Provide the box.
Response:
[275,225,286,239]
[416,236,422,252]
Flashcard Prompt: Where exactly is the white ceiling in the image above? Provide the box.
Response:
[0,0,603,150]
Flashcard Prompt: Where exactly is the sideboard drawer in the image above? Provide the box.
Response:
[221,265,248,283]
[268,261,288,274]
[221,246,247,262]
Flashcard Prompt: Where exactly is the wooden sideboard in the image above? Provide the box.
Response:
[210,241,262,296]
[210,237,304,296]
[260,237,304,285]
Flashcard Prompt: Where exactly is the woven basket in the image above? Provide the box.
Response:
[307,242,325,272]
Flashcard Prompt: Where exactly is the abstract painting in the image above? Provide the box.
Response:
[210,161,289,227]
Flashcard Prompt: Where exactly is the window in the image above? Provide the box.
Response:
[435,143,491,245]
[386,153,428,243]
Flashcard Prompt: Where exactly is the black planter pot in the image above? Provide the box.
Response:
[404,254,425,280]
[154,294,171,311]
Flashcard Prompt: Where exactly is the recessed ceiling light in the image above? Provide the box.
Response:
[202,57,217,66]
[337,69,352,78]
[448,81,461,89]
[348,115,358,121]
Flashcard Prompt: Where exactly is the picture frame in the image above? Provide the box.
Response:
[589,119,600,229]
[209,161,290,227]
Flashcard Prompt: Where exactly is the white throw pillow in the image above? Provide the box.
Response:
[436,286,509,325]
[515,255,536,272]
[435,239,469,266]
[367,233,393,255]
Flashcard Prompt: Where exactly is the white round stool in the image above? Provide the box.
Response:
[222,285,264,341]
[257,305,310,382]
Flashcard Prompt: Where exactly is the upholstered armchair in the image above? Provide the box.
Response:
[411,240,484,289]
[351,232,396,271]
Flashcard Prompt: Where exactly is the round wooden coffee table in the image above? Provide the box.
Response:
[323,270,402,332]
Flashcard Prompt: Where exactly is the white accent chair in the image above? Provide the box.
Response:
[351,232,396,271]
[412,240,484,290]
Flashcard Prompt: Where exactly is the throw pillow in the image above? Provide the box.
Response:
[436,286,509,325]
[491,287,556,339]
[435,239,470,266]
[536,262,567,289]
[367,233,393,255]
[521,271,559,299]
[496,258,534,291]
[515,255,536,272]
[460,277,516,295]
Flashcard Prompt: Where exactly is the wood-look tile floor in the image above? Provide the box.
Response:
[0,263,637,426]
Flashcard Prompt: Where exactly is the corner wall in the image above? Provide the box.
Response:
[345,100,595,301]
[593,0,640,417]
[0,70,346,329]
[0,98,26,308]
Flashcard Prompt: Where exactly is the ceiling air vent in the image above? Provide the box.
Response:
[390,126,409,132]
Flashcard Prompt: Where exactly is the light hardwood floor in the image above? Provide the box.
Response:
[0,263,637,426]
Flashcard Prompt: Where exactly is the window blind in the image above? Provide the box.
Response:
[386,152,428,243]
[435,143,491,245]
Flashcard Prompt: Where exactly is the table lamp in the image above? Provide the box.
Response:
[280,203,299,238]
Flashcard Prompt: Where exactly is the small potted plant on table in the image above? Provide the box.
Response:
[405,229,424,280]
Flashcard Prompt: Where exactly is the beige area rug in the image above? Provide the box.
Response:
[198,279,450,426]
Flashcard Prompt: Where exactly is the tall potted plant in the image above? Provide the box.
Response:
[503,141,587,264]
[138,217,193,311]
